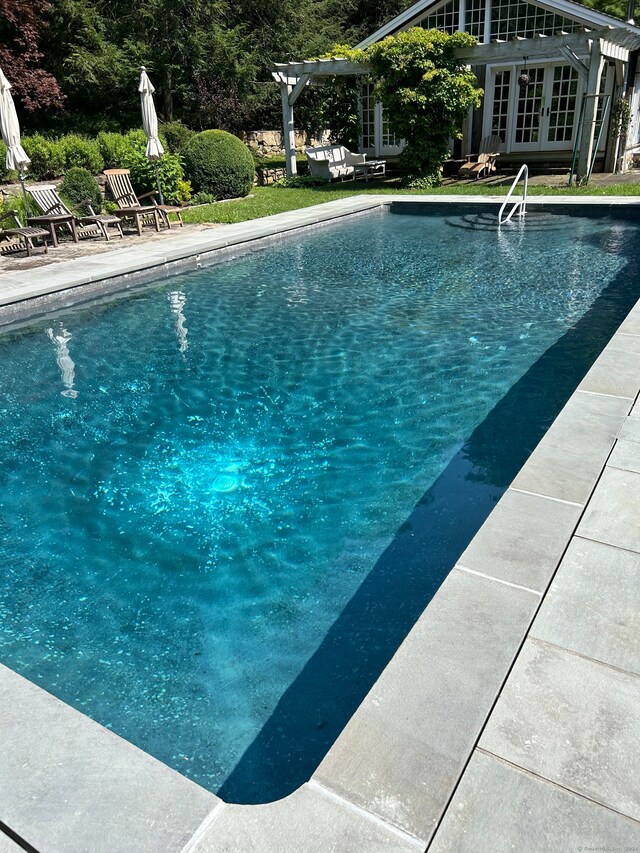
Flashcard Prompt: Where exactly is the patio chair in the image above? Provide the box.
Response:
[27,185,124,246]
[458,134,502,180]
[104,169,184,234]
[0,210,49,257]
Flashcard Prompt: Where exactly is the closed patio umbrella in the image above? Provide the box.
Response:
[0,67,31,212]
[139,67,165,204]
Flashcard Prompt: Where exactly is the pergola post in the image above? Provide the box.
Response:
[280,82,297,177]
[605,59,626,172]
[577,40,605,181]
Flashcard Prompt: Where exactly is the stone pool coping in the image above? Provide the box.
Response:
[0,195,639,851]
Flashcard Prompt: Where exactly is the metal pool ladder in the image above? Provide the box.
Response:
[498,164,528,225]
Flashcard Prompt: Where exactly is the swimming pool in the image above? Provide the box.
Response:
[0,206,637,804]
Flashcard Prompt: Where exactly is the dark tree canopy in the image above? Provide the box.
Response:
[0,0,63,111]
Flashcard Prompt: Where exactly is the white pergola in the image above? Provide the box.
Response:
[272,25,640,180]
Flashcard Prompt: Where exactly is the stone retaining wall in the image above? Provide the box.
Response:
[242,129,330,156]
[254,167,287,186]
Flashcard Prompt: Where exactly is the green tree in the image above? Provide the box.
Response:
[368,28,483,185]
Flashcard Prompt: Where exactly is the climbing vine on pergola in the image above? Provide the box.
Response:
[366,28,483,186]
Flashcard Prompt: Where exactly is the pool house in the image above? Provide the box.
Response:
[272,0,640,179]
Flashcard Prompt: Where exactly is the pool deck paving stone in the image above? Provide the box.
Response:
[0,195,639,851]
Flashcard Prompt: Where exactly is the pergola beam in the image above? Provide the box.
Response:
[560,46,589,81]
[271,60,369,77]
[289,74,311,106]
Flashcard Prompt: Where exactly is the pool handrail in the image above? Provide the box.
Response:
[498,164,528,225]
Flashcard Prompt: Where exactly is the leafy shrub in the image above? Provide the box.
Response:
[61,135,104,174]
[124,129,149,152]
[173,178,192,204]
[191,191,217,205]
[126,148,188,205]
[0,195,28,223]
[22,134,65,180]
[97,132,134,169]
[184,130,255,199]
[0,141,15,183]
[159,121,195,154]
[274,175,328,188]
[59,167,102,210]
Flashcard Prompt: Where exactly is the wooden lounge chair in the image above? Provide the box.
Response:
[27,185,123,246]
[0,210,49,257]
[104,169,184,234]
[458,134,502,180]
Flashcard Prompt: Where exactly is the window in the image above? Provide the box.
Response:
[490,0,582,41]
[419,0,458,34]
[466,0,487,39]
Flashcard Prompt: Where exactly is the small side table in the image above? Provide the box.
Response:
[355,160,387,181]
[27,214,78,248]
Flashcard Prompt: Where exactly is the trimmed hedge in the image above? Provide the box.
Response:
[22,134,65,180]
[59,167,102,210]
[97,131,134,169]
[184,130,254,200]
[61,135,104,173]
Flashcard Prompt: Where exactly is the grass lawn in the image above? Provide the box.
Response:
[182,181,640,226]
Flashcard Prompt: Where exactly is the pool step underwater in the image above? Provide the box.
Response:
[444,211,567,232]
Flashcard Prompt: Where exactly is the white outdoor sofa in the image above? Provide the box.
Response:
[305,145,367,181]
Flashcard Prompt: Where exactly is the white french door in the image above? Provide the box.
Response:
[511,63,580,152]
[360,82,404,157]
[486,61,585,154]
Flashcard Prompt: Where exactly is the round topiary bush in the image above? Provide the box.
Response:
[184,130,254,200]
[59,167,102,210]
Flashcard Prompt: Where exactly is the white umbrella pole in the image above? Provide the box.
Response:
[155,162,164,205]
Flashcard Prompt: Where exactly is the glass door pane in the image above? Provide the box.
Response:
[513,66,545,150]
[361,83,375,152]
[547,65,579,147]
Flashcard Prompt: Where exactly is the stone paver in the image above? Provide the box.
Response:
[577,465,640,553]
[314,569,539,843]
[0,833,23,853]
[618,407,640,443]
[510,390,631,505]
[193,784,421,853]
[457,487,581,592]
[532,537,640,675]
[618,300,640,336]
[609,437,640,472]
[0,664,218,853]
[478,638,640,821]
[430,751,640,853]
[579,333,640,399]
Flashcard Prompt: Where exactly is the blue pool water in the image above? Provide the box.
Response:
[0,207,638,802]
